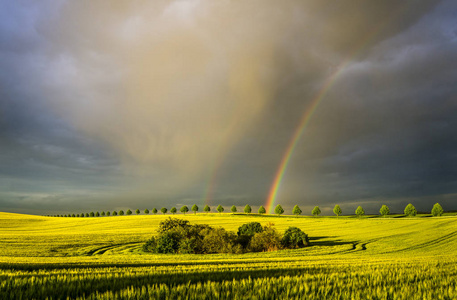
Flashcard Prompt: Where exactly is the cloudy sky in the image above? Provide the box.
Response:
[1,0,456,215]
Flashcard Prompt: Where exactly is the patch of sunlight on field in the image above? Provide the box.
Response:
[1,212,457,299]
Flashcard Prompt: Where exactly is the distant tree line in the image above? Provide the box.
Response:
[47,203,445,218]
[142,218,309,254]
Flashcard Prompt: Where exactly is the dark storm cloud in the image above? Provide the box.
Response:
[0,0,456,215]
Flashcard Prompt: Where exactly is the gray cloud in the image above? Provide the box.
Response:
[1,0,456,215]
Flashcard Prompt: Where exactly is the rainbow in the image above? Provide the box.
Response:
[264,4,409,213]
[265,65,348,213]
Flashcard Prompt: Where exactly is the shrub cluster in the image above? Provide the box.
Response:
[143,218,309,254]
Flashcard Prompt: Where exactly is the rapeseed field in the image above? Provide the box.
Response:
[1,212,456,299]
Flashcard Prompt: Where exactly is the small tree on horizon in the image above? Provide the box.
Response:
[191,204,199,214]
[89,212,94,217]
[333,205,342,217]
[231,205,237,213]
[312,206,321,216]
[119,210,125,216]
[126,209,132,215]
[106,211,110,216]
[293,205,302,215]
[85,213,89,217]
[258,206,266,214]
[244,205,252,214]
[144,209,149,214]
[152,208,158,214]
[95,212,100,217]
[204,205,211,213]
[170,207,177,214]
[180,206,189,215]
[275,204,284,216]
[431,203,444,217]
[404,203,417,217]
[217,205,224,213]
[101,211,105,216]
[72,214,75,217]
[380,205,390,217]
[161,207,167,214]
[136,209,140,215]
[355,206,365,217]
[113,211,117,216]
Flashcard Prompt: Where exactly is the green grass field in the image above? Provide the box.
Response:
[1,212,457,299]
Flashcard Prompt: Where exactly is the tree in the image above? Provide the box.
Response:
[80,213,84,217]
[119,210,125,216]
[152,208,158,214]
[71,214,75,217]
[312,206,321,216]
[281,227,309,248]
[136,209,140,215]
[191,204,199,214]
[89,212,94,217]
[237,222,263,236]
[355,206,365,217]
[106,211,110,216]
[431,203,444,217]
[180,206,189,215]
[113,211,117,216]
[379,205,390,217]
[244,205,252,214]
[126,209,132,215]
[404,203,417,217]
[258,206,266,214]
[231,205,237,213]
[275,205,284,216]
[85,213,89,217]
[95,212,100,217]
[76,214,80,217]
[333,205,342,217]
[144,209,149,214]
[204,205,211,213]
[101,211,105,216]
[161,207,168,214]
[293,205,302,215]
[170,207,177,214]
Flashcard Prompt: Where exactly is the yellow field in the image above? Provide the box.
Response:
[1,212,457,299]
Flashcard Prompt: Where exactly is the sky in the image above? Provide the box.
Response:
[1,0,456,215]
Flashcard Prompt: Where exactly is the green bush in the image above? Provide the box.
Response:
[152,208,158,214]
[135,209,140,215]
[231,205,237,213]
[281,227,309,248]
[155,231,182,254]
[249,223,282,252]
[119,210,124,216]
[244,205,251,214]
[158,218,190,234]
[312,206,321,216]
[144,209,149,214]
[126,209,132,215]
[142,237,157,252]
[170,207,177,214]
[161,208,167,214]
[217,205,224,213]
[204,205,210,213]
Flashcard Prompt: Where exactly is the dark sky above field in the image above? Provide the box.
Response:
[1,0,457,215]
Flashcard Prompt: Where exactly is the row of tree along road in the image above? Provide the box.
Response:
[49,203,446,218]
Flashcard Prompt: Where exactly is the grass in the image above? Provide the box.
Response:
[1,212,456,298]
